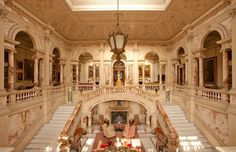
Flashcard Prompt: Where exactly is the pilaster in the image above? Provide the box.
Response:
[133,44,139,85]
[99,43,105,85]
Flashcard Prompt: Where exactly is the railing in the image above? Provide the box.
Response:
[70,83,94,91]
[172,85,191,95]
[0,85,66,106]
[58,101,82,151]
[47,85,65,95]
[6,88,43,105]
[172,85,230,104]
[156,103,179,152]
[194,87,230,104]
[81,86,156,102]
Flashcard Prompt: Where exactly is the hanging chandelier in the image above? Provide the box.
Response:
[108,0,128,61]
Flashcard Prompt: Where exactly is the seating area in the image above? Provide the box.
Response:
[101,123,116,139]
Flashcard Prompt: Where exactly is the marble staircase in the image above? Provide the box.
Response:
[163,105,217,152]
[24,105,75,152]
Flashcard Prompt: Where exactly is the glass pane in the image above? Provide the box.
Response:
[109,36,115,50]
[115,34,124,50]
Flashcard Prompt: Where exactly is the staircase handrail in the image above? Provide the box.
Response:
[58,101,82,151]
[156,103,179,152]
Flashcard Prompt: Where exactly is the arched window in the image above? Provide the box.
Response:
[144,52,160,83]
[52,48,61,86]
[14,31,34,90]
[203,31,222,89]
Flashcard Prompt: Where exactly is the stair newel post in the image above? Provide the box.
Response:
[167,131,179,152]
[57,132,71,152]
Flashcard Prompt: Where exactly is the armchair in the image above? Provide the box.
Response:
[123,125,136,139]
[102,124,116,139]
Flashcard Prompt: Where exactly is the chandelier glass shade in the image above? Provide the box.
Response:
[108,0,128,60]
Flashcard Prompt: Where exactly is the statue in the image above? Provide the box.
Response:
[115,71,123,86]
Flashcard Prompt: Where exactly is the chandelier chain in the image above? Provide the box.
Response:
[117,0,120,31]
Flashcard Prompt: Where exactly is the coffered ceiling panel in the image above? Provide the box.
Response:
[15,0,223,41]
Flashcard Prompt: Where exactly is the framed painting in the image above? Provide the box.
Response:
[17,61,23,70]
[203,57,216,85]
[144,65,150,78]
[88,66,93,78]
[138,65,143,78]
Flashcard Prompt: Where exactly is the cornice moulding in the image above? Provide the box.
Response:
[8,1,67,42]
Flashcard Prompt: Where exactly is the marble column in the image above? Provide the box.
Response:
[174,63,178,85]
[185,59,188,85]
[193,58,198,86]
[99,45,105,85]
[8,49,15,90]
[199,56,204,87]
[159,63,162,85]
[172,62,175,84]
[39,59,44,87]
[231,1,236,92]
[222,49,229,89]
[49,57,53,85]
[228,4,236,146]
[142,64,145,83]
[133,47,139,85]
[60,62,64,84]
[126,64,129,84]
[93,64,95,84]
[109,65,112,85]
[0,7,5,91]
[33,55,39,86]
[75,64,79,84]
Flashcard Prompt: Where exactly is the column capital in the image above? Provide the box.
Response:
[171,58,179,64]
[59,61,65,65]
[194,51,204,58]
[229,4,236,17]
[6,48,16,54]
[0,2,8,19]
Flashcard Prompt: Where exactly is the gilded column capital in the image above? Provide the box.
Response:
[230,5,236,17]
[0,2,8,19]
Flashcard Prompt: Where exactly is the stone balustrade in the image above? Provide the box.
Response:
[194,87,230,103]
[172,85,191,95]
[172,85,230,104]
[47,85,65,95]
[81,86,156,102]
[4,88,43,105]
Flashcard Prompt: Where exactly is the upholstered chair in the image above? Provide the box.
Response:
[123,125,136,139]
[102,124,116,139]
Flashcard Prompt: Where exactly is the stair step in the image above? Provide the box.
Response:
[35,134,59,139]
[31,138,57,143]
[173,123,194,128]
[175,127,198,131]
[164,105,213,151]
[26,143,57,149]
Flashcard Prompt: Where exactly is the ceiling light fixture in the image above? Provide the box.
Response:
[108,0,128,61]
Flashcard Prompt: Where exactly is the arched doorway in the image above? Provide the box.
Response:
[79,52,93,83]
[90,100,147,126]
[177,47,186,86]
[203,31,222,89]
[144,52,159,83]
[14,31,35,90]
[113,60,125,86]
[52,48,60,86]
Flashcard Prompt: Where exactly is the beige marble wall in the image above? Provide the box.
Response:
[8,106,43,145]
[195,105,228,145]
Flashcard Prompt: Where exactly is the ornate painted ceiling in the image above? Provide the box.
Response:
[15,0,223,42]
